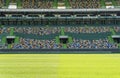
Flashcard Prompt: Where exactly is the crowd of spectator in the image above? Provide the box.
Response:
[0,26,119,49]
[37,0,53,9]
[67,38,118,49]
[114,26,120,32]
[69,0,100,9]
[12,38,62,49]
[0,0,4,8]
[10,0,16,3]
[14,27,61,35]
[0,27,10,34]
[11,38,118,49]
[64,27,111,33]
[0,0,120,9]
[22,0,53,9]
[116,0,120,6]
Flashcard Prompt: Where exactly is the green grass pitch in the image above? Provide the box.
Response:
[0,54,120,78]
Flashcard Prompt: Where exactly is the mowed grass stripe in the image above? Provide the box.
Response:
[0,54,60,78]
[58,54,120,78]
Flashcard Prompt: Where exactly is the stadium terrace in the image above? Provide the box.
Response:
[0,0,120,53]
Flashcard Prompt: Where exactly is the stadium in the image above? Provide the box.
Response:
[0,0,120,78]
